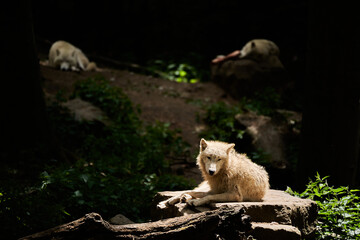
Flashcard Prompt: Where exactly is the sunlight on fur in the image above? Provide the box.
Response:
[158,138,269,208]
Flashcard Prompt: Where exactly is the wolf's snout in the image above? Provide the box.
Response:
[208,163,216,176]
[60,62,70,71]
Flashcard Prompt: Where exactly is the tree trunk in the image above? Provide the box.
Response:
[0,0,64,169]
[299,2,360,188]
[19,208,251,240]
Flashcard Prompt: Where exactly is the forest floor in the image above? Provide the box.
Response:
[40,63,237,184]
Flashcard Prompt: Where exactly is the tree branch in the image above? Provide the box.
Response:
[20,207,251,240]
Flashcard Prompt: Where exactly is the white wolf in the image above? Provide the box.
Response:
[239,39,283,68]
[212,39,283,69]
[48,40,97,71]
[158,138,269,208]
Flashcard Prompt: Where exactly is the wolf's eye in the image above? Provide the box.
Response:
[217,158,221,162]
[207,156,211,160]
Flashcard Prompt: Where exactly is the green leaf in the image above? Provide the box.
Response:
[80,174,89,183]
[73,190,83,198]
[179,70,187,77]
[62,210,71,216]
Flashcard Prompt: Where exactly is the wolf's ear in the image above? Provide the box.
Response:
[200,138,208,152]
[251,41,256,49]
[56,49,60,56]
[226,143,235,155]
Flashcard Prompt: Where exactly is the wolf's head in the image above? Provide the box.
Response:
[54,48,79,71]
[239,39,281,63]
[239,40,266,61]
[197,138,235,176]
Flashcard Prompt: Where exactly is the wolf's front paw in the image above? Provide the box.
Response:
[180,193,192,203]
[71,66,80,72]
[158,194,183,209]
[157,200,169,209]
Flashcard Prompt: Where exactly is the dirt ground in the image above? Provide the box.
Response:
[40,64,238,183]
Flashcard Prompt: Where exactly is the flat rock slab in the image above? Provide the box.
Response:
[151,189,317,239]
[251,222,301,240]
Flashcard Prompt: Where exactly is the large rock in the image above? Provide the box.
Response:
[235,110,302,169]
[251,222,301,240]
[61,97,111,125]
[210,58,288,100]
[151,189,317,240]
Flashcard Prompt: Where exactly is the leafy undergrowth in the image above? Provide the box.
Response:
[198,88,301,171]
[199,101,245,142]
[0,77,195,239]
[146,56,207,83]
[198,100,275,168]
[286,173,360,239]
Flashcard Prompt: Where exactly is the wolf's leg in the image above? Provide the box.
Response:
[187,192,242,207]
[157,191,209,209]
[157,192,192,209]
[167,191,209,205]
[157,181,211,209]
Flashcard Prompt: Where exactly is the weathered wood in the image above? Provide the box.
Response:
[19,207,251,240]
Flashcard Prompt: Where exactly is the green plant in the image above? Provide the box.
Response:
[0,77,195,239]
[165,63,199,83]
[199,102,245,142]
[198,102,275,167]
[72,77,140,126]
[241,87,281,116]
[147,60,200,83]
[0,183,70,239]
[248,149,272,168]
[286,173,360,239]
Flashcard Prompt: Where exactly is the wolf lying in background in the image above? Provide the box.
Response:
[212,39,283,69]
[48,40,97,71]
[158,138,269,208]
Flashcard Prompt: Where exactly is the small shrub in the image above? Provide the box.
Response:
[198,102,276,167]
[199,102,245,142]
[241,87,281,116]
[147,60,200,83]
[165,63,199,83]
[286,173,360,239]
[0,77,195,239]
[73,77,140,126]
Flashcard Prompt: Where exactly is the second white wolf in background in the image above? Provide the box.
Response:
[48,40,97,71]
[239,39,283,68]
[212,39,283,69]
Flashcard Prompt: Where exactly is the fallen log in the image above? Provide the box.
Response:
[19,207,251,240]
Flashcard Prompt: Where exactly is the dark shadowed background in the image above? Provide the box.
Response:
[31,0,307,76]
[1,1,360,239]
[2,0,359,188]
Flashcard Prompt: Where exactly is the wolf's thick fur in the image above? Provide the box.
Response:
[48,40,97,71]
[239,39,283,68]
[158,139,269,208]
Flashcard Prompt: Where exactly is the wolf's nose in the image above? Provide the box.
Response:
[60,62,70,71]
[209,170,215,176]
